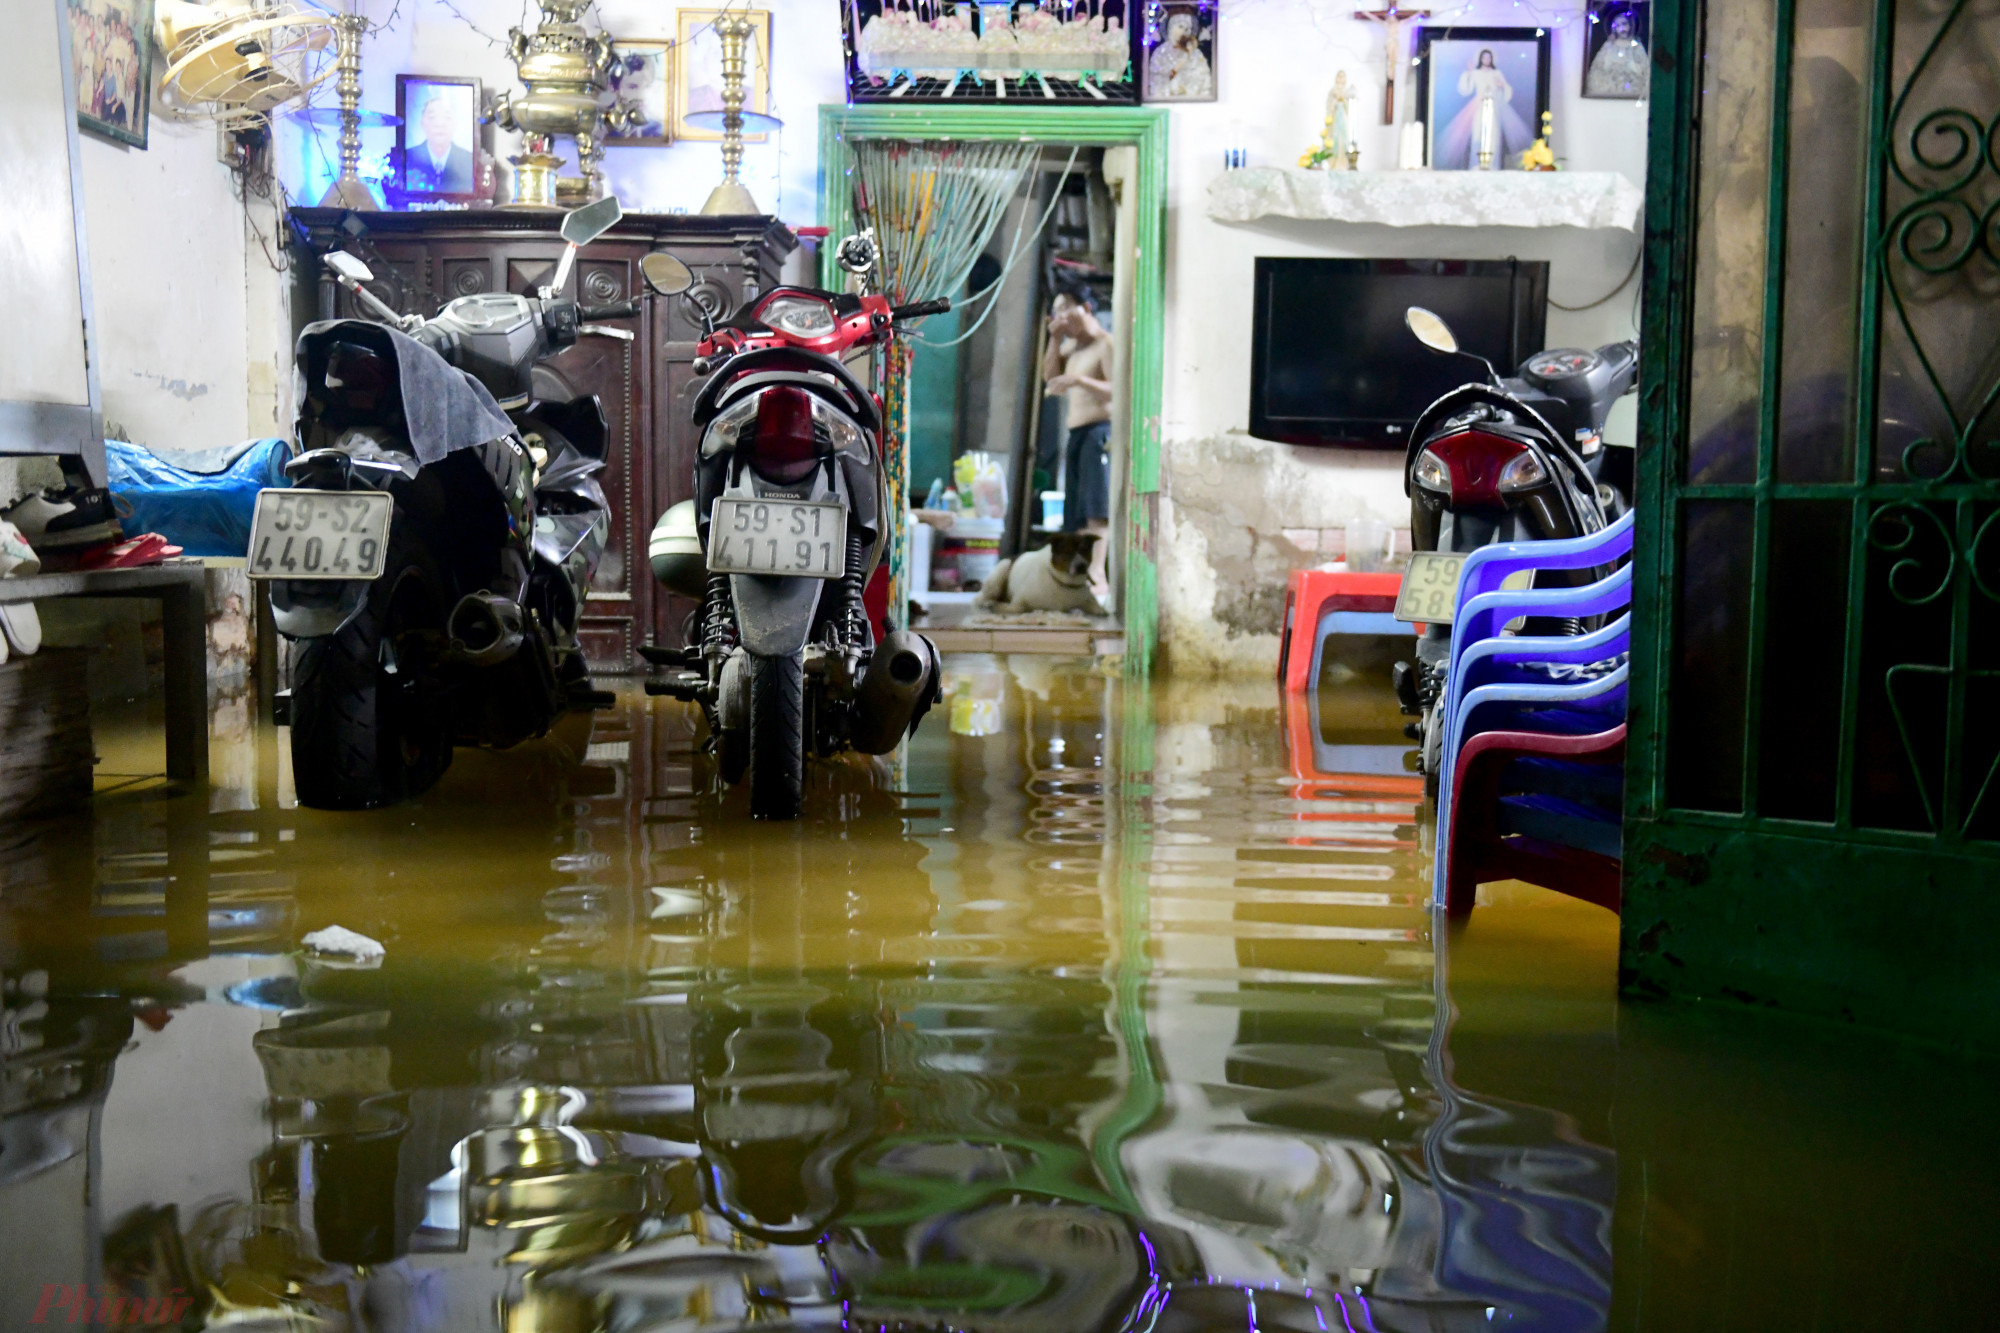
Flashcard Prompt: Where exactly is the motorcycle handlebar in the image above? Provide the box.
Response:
[579,299,642,322]
[892,298,952,321]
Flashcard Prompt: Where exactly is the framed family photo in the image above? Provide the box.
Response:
[1139,0,1216,103]
[604,39,674,146]
[68,0,154,149]
[1581,0,1650,99]
[675,8,772,143]
[396,75,483,202]
[1414,26,1550,170]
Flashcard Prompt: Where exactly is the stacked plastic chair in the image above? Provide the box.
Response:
[1430,511,1635,916]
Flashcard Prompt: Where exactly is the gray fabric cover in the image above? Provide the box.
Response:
[294,319,517,465]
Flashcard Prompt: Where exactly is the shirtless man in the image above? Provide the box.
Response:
[1042,286,1114,594]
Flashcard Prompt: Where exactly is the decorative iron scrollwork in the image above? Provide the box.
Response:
[1881,0,2000,485]
[1867,502,1957,605]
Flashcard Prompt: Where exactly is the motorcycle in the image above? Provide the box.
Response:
[1390,306,1637,795]
[634,235,946,819]
[256,197,635,809]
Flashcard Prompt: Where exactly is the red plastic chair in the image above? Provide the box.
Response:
[1444,724,1626,918]
[1277,569,1405,692]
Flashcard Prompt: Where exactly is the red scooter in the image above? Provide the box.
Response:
[637,237,948,819]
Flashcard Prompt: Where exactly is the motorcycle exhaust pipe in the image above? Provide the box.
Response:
[447,592,526,667]
[849,629,941,755]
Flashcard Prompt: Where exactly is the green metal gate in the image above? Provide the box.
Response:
[1625,0,2000,1046]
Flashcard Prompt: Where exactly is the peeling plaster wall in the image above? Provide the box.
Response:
[1152,0,1651,675]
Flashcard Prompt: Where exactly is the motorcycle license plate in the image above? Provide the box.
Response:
[246,490,393,580]
[1394,551,1469,624]
[707,498,847,579]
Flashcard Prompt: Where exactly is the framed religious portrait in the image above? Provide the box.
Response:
[604,39,675,146]
[675,8,772,143]
[1414,26,1550,170]
[396,75,483,202]
[68,0,154,149]
[1581,0,1650,99]
[1139,0,1216,103]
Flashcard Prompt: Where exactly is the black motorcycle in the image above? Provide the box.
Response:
[1391,306,1637,793]
[635,236,944,820]
[257,198,634,809]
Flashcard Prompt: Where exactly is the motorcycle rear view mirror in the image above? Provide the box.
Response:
[561,196,624,248]
[640,252,694,297]
[325,251,374,284]
[548,197,626,297]
[1405,306,1458,355]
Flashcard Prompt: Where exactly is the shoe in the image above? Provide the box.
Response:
[2,486,127,551]
[75,532,182,570]
[0,517,40,578]
[0,603,39,658]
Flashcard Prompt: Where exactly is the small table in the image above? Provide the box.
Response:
[0,562,209,781]
[1278,568,1408,693]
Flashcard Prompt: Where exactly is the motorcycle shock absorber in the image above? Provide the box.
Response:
[701,571,737,661]
[839,532,867,647]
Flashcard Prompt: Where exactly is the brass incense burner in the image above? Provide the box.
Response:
[490,0,630,207]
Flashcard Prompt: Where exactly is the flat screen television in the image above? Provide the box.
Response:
[1248,258,1548,449]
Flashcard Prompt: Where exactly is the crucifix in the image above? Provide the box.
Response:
[1354,4,1429,124]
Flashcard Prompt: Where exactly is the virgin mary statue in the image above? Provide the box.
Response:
[1435,49,1535,169]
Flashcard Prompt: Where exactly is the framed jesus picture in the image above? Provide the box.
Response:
[1414,26,1550,170]
[67,0,154,148]
[1581,0,1650,99]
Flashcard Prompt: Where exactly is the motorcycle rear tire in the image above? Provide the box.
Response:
[748,650,804,820]
[290,526,452,810]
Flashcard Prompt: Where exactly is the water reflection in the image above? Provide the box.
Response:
[2,665,1993,1329]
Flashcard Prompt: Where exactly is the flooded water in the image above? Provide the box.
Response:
[3,659,1996,1331]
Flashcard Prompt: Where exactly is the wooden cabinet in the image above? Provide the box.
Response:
[288,208,795,673]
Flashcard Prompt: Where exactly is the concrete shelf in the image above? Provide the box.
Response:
[1207,167,1644,233]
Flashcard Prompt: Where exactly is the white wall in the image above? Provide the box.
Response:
[3,100,260,504]
[1149,0,1649,673]
[82,117,257,451]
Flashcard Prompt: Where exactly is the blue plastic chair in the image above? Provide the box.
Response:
[1451,563,1634,680]
[1451,510,1635,621]
[1433,663,1630,905]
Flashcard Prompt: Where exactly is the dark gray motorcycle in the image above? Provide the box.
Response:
[255,199,633,809]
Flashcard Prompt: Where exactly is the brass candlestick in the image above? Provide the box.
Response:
[700,11,761,215]
[318,12,375,209]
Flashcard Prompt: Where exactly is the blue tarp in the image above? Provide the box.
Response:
[107,438,290,558]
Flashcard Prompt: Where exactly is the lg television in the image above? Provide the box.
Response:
[1248,258,1549,449]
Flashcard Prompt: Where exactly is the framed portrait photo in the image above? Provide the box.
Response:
[68,0,154,149]
[1414,26,1550,170]
[397,75,483,202]
[1581,0,1650,99]
[1139,0,1216,103]
[675,8,772,143]
[604,39,674,146]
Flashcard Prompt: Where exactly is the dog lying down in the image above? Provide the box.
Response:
[974,532,1107,617]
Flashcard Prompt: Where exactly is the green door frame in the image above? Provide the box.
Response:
[816,105,1170,678]
[1625,0,2000,1050]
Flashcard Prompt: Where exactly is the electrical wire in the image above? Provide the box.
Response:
[913,147,1081,349]
[1548,243,1641,312]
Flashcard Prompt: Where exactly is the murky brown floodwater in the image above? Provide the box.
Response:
[3,659,1996,1331]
